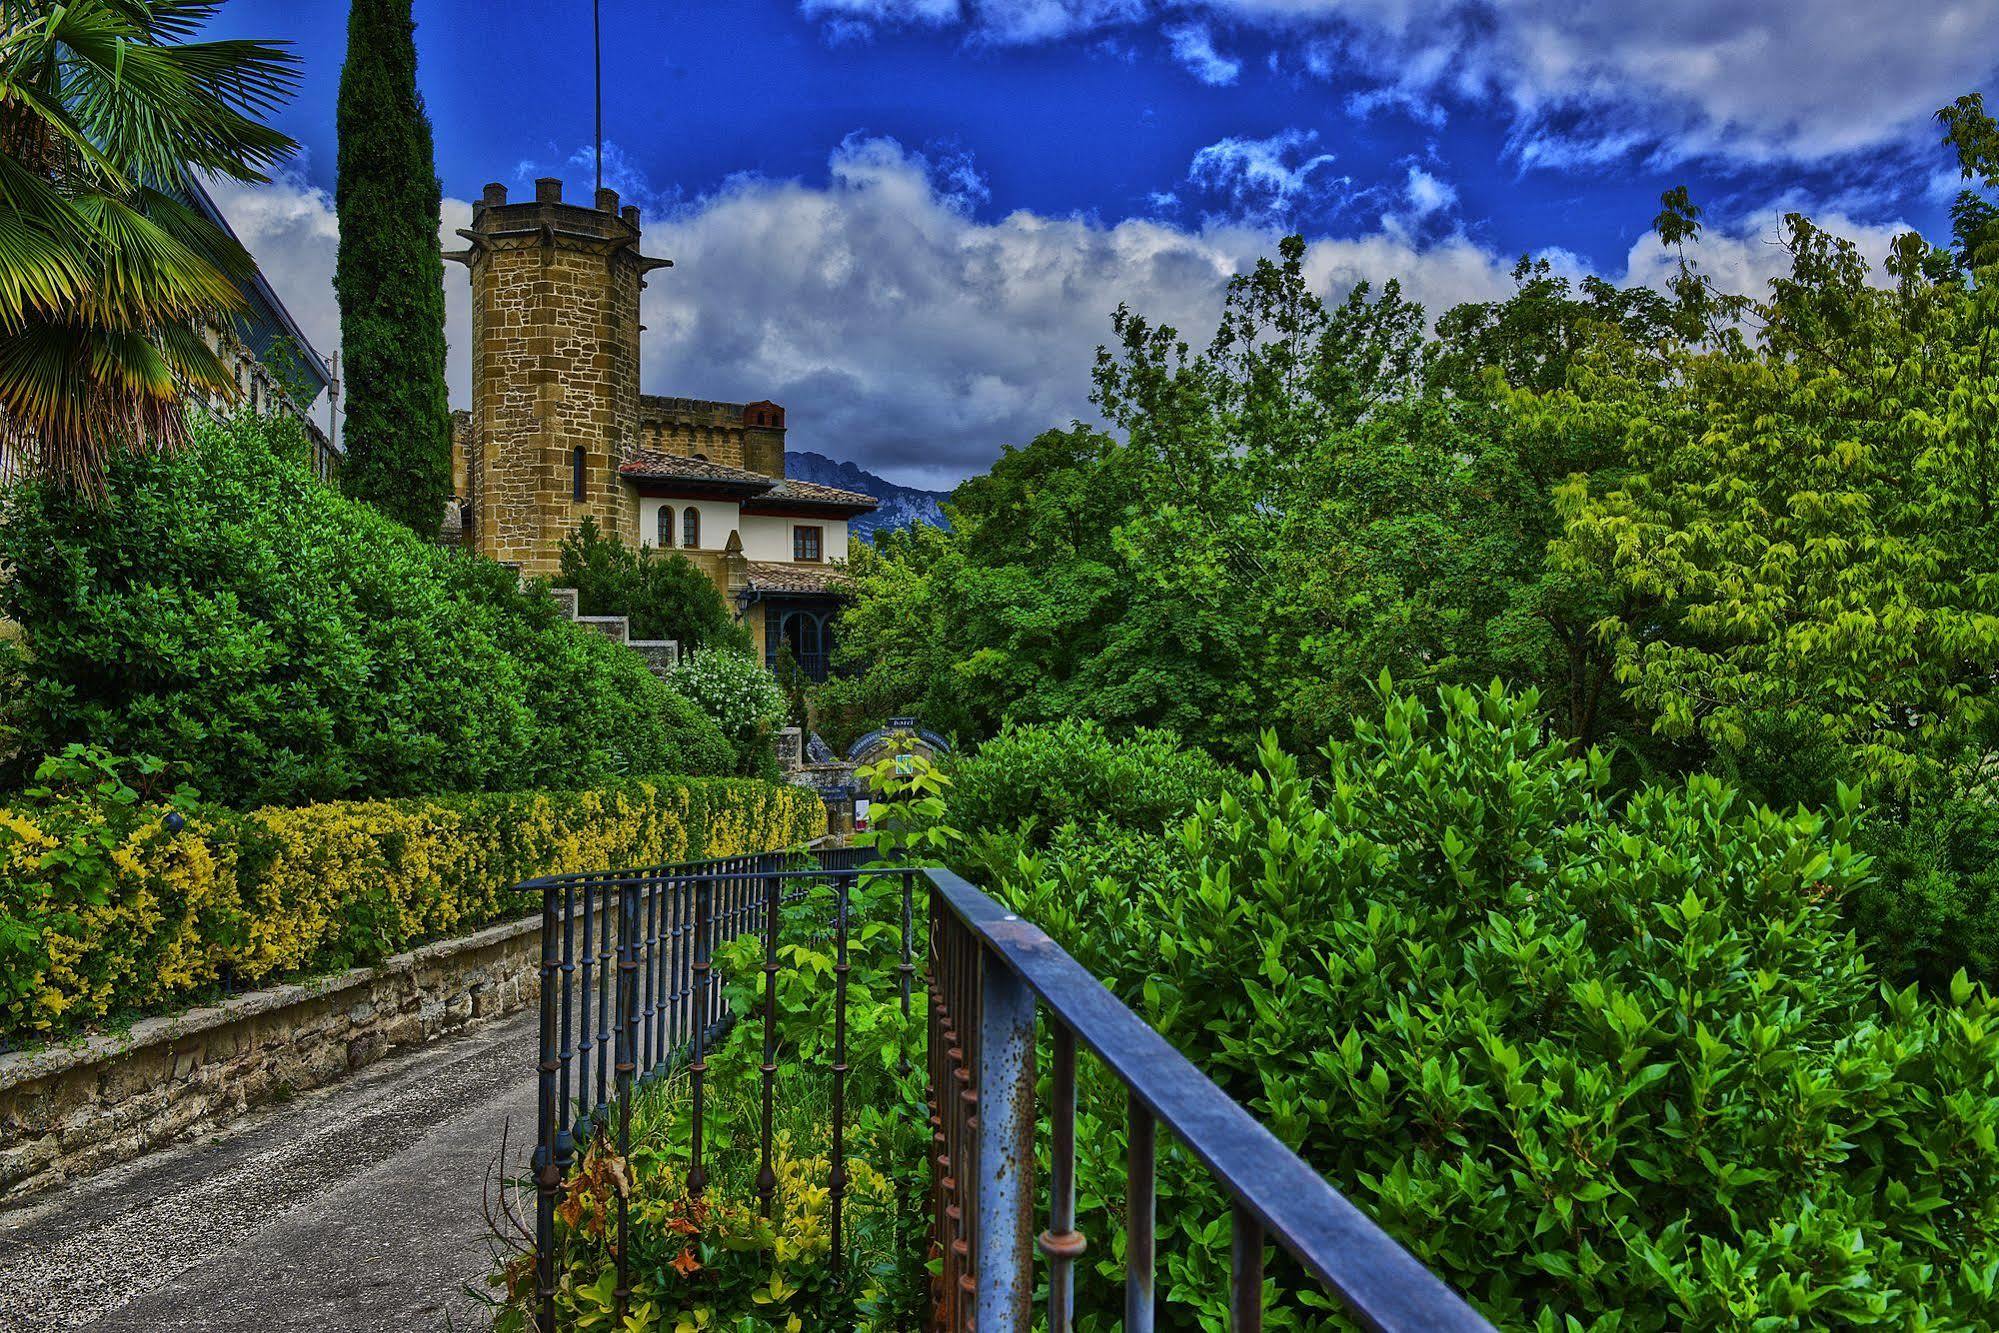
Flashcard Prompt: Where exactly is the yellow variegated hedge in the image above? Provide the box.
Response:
[0,778,824,1042]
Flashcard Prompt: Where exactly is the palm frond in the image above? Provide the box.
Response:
[0,316,187,491]
[37,2,300,187]
[150,310,233,394]
[0,0,299,490]
[69,190,245,328]
[0,156,90,322]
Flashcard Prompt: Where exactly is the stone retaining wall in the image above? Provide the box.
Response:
[0,914,541,1206]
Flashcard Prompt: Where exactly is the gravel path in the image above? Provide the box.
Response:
[0,1006,538,1331]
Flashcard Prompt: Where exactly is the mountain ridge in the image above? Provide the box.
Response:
[786,450,953,540]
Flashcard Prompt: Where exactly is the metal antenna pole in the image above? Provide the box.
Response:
[592,0,603,194]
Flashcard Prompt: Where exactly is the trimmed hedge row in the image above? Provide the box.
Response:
[0,777,825,1042]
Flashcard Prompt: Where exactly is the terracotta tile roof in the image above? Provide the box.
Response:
[743,560,854,595]
[617,451,773,488]
[763,478,878,509]
[617,452,877,510]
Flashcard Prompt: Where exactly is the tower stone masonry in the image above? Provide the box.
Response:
[444,174,877,689]
[447,177,670,574]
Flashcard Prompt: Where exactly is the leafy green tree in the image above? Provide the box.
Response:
[556,517,750,651]
[1553,202,1999,801]
[334,0,450,533]
[0,1,299,490]
[836,236,1675,760]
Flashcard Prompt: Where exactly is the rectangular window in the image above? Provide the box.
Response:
[793,525,823,562]
[572,446,587,501]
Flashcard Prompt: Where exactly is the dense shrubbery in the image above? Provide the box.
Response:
[671,647,789,779]
[0,746,823,1042]
[951,718,1236,842]
[0,414,731,807]
[979,686,1999,1329]
[557,517,751,652]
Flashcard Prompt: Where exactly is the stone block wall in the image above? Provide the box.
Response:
[0,915,540,1205]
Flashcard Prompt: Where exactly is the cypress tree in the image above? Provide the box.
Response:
[334,0,451,534]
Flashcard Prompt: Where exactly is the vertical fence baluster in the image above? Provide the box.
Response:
[831,871,853,1275]
[757,861,782,1217]
[533,883,560,1333]
[976,937,1035,1332]
[1040,1025,1085,1332]
[957,910,979,1324]
[557,882,577,1173]
[596,878,613,1126]
[1230,1202,1264,1333]
[1126,1093,1156,1333]
[640,873,657,1077]
[668,876,685,1052]
[926,891,951,1327]
[687,872,713,1197]
[615,883,639,1321]
[655,879,671,1071]
[577,882,595,1143]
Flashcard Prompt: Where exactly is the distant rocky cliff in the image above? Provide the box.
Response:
[786,451,953,541]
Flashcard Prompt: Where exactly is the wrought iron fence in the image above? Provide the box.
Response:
[524,850,1495,1333]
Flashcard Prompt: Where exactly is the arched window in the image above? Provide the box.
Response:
[682,506,700,549]
[656,505,674,548]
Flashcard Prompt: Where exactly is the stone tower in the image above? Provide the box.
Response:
[447,178,670,574]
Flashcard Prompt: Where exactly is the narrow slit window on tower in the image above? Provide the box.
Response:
[571,446,586,501]
[657,505,674,547]
[682,506,700,549]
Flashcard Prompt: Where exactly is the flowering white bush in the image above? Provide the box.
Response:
[670,647,788,773]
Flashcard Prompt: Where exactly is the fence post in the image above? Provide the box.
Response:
[975,944,1036,1332]
[615,881,640,1321]
[687,873,714,1197]
[534,883,560,1333]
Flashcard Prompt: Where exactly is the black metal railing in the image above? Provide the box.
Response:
[525,852,1496,1333]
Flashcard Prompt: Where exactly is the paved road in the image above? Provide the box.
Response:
[0,1007,538,1331]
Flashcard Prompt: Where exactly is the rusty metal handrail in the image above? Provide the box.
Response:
[524,853,1494,1333]
[924,865,1496,1333]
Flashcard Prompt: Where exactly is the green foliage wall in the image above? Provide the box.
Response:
[334,0,452,534]
[0,413,732,807]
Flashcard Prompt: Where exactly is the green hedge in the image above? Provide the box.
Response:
[0,762,825,1043]
[0,413,732,807]
[988,686,1999,1329]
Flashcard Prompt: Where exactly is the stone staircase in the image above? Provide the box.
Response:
[502,565,679,680]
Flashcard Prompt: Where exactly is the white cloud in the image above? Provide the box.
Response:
[200,167,342,378]
[1401,165,1456,218]
[202,164,474,431]
[1187,128,1343,220]
[1620,206,1914,299]
[1163,21,1241,86]
[206,139,1924,490]
[798,0,1999,166]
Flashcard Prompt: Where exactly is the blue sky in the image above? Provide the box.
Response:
[202,1,1996,486]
